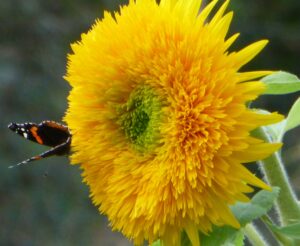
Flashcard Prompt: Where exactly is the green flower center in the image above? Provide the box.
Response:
[116,85,163,152]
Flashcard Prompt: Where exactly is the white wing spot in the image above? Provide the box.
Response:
[23,133,28,138]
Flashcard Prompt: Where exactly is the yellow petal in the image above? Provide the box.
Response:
[224,33,240,51]
[174,0,202,18]
[210,12,233,39]
[196,0,218,25]
[237,71,274,82]
[210,0,230,26]
[233,142,282,163]
[232,40,269,69]
[184,222,200,246]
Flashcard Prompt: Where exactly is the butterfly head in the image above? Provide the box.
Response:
[8,122,32,139]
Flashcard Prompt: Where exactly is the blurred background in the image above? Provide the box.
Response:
[0,0,299,245]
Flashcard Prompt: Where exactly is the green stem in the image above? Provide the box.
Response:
[254,127,300,226]
[261,215,293,246]
[244,223,268,246]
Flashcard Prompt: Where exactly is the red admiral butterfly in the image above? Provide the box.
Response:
[8,121,71,168]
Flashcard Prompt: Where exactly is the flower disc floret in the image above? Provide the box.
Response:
[115,85,164,152]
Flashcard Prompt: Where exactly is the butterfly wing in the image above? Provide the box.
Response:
[8,120,72,168]
[8,121,70,147]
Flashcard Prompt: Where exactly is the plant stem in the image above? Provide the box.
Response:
[244,223,268,246]
[254,127,300,226]
[261,215,293,246]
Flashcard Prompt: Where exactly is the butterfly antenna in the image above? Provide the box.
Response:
[8,142,66,169]
[8,156,42,169]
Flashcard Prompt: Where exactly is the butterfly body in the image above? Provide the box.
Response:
[8,121,71,168]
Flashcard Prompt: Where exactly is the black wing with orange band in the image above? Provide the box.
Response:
[8,121,71,168]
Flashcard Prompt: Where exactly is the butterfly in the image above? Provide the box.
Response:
[8,120,71,168]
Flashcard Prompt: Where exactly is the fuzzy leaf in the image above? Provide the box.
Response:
[151,240,161,246]
[232,232,245,246]
[200,226,243,246]
[262,71,300,95]
[267,222,300,239]
[199,188,279,245]
[264,98,300,141]
[156,189,279,246]
[253,109,284,142]
[181,231,192,246]
[263,120,286,142]
[231,187,280,226]
[284,97,300,134]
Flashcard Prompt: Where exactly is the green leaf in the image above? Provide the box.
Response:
[256,109,284,141]
[261,71,300,95]
[200,226,243,246]
[263,97,300,141]
[263,120,286,142]
[284,97,300,134]
[232,232,245,246]
[181,231,192,246]
[151,239,161,246]
[267,222,300,239]
[231,187,280,226]
[200,188,279,246]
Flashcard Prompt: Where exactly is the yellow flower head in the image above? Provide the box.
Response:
[64,0,282,245]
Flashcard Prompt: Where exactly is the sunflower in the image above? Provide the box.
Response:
[64,0,282,245]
